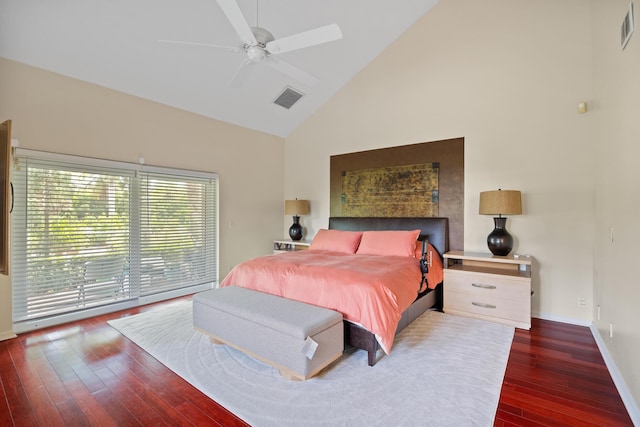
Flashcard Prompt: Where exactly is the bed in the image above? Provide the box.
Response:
[220,217,449,366]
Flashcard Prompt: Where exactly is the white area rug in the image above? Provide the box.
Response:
[108,299,514,426]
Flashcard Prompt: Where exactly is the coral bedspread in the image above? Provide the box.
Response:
[219,250,423,354]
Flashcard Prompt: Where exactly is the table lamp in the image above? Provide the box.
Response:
[479,189,522,256]
[284,199,310,241]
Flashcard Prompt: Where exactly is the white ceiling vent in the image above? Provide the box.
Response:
[273,87,304,109]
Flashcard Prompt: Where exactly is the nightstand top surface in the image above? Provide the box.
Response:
[274,239,311,245]
[444,250,532,265]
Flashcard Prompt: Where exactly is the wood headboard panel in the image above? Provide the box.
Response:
[330,138,464,251]
[328,217,449,257]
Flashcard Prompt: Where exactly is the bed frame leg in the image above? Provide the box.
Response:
[368,349,376,366]
[344,321,380,366]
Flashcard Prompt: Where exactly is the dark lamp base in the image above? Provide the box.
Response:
[289,216,303,241]
[487,217,514,256]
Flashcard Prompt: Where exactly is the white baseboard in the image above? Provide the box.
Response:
[532,312,591,327]
[590,324,640,426]
[0,330,17,341]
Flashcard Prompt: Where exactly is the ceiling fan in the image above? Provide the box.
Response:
[160,0,343,87]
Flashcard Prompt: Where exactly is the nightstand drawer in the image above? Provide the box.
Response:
[444,269,530,324]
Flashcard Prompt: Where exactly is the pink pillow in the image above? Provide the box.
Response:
[310,229,363,254]
[356,230,421,257]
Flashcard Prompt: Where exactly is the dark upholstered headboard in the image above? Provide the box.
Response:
[328,217,449,257]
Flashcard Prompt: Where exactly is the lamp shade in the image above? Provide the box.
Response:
[479,190,522,216]
[284,199,310,216]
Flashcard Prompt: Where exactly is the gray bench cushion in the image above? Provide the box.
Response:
[193,286,344,380]
[194,286,342,339]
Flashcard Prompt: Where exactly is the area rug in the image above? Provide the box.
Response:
[108,299,514,426]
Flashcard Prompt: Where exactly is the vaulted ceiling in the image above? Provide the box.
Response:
[0,0,439,137]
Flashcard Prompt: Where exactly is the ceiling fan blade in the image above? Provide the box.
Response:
[158,39,241,53]
[216,0,257,46]
[265,56,319,87]
[229,59,256,87]
[266,23,342,54]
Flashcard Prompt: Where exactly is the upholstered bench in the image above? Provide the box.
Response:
[192,286,344,380]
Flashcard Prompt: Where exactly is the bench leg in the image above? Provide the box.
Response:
[279,368,303,381]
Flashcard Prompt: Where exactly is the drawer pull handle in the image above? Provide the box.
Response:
[472,283,496,290]
[472,302,496,309]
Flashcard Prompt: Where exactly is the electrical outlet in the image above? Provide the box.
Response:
[597,304,601,320]
[577,298,586,307]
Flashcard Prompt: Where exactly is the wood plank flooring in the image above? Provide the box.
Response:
[0,298,634,426]
[495,318,633,426]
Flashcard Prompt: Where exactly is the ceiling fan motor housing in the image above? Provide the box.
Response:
[250,27,274,47]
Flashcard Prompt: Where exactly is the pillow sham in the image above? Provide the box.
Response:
[356,230,421,257]
[310,229,363,254]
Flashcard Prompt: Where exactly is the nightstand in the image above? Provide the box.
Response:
[273,240,311,254]
[443,251,532,329]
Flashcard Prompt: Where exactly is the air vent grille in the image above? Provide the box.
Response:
[273,87,304,109]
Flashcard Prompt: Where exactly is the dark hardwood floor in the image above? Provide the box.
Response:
[0,297,634,426]
[496,318,633,426]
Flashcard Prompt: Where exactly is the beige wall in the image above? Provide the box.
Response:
[286,0,639,414]
[0,57,285,338]
[287,0,594,321]
[592,0,640,411]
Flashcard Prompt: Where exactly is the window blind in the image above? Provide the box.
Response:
[11,150,218,331]
[138,170,217,297]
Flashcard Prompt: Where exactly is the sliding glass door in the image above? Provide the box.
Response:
[11,150,218,332]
